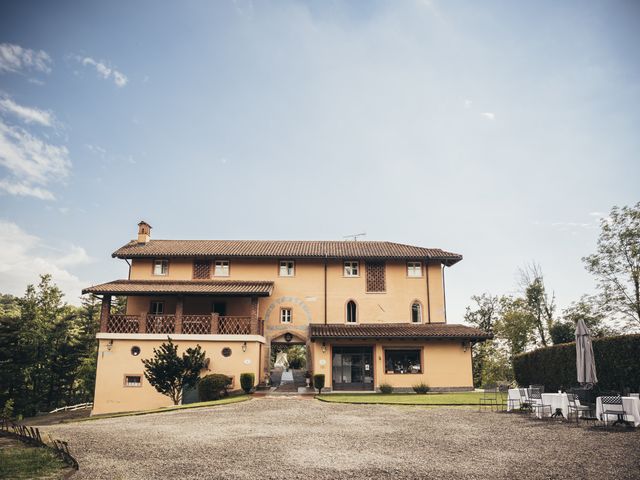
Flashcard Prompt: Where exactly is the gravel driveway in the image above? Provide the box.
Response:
[46,397,640,479]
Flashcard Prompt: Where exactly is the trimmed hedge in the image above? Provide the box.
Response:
[513,334,640,392]
[198,374,232,401]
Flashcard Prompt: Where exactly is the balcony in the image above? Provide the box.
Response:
[105,313,264,336]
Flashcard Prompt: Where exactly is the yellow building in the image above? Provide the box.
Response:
[84,221,491,414]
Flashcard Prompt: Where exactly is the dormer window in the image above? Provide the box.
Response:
[279,260,295,277]
[153,259,168,276]
[214,260,229,277]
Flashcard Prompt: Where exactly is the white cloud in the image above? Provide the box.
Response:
[0,179,55,200]
[0,97,54,127]
[0,43,52,74]
[0,220,88,303]
[78,56,128,87]
[0,120,71,200]
[588,211,604,217]
[481,112,495,120]
[464,99,472,109]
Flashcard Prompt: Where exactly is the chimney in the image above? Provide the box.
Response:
[137,221,152,244]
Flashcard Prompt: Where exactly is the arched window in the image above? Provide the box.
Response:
[346,300,357,324]
[411,302,422,323]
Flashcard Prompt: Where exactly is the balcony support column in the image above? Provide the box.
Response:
[250,296,259,334]
[99,295,111,333]
[175,296,184,334]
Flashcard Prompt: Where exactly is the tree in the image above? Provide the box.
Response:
[464,294,500,387]
[549,322,574,344]
[583,202,640,330]
[518,263,555,347]
[494,296,535,357]
[142,338,206,405]
[561,295,618,338]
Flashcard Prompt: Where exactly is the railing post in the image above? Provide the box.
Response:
[175,296,184,334]
[212,313,220,334]
[100,295,111,332]
[140,314,147,333]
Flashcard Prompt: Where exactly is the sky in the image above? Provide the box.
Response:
[0,0,638,324]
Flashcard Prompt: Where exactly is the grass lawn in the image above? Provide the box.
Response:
[316,391,506,405]
[0,441,68,479]
[73,394,251,422]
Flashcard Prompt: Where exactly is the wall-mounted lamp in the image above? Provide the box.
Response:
[242,341,247,352]
[321,341,326,353]
[462,341,468,353]
[107,340,113,351]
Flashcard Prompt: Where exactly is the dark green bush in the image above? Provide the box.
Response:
[240,373,255,394]
[412,383,430,394]
[379,383,394,394]
[313,374,325,394]
[198,374,232,401]
[513,334,640,392]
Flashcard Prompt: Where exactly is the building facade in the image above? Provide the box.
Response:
[85,222,491,414]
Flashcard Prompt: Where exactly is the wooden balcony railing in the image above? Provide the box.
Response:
[107,315,140,333]
[105,313,264,336]
[146,314,176,334]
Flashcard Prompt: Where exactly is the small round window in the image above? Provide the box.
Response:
[222,347,232,357]
[131,346,141,356]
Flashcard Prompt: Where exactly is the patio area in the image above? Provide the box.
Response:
[44,397,640,479]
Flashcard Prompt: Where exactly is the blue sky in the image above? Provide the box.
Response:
[0,0,638,324]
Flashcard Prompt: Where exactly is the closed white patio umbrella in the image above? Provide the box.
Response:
[575,319,598,385]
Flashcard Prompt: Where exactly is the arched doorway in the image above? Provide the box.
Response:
[269,332,307,391]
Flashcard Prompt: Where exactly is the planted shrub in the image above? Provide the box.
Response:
[240,373,255,394]
[413,383,430,394]
[379,383,394,394]
[313,374,325,394]
[198,374,232,401]
[513,334,640,392]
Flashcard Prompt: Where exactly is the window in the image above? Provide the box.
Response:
[130,346,141,356]
[344,260,359,277]
[411,302,422,323]
[346,300,357,323]
[214,260,229,276]
[407,261,423,277]
[193,259,210,279]
[279,260,295,277]
[222,347,232,357]
[385,349,422,374]
[124,375,142,387]
[280,308,292,323]
[150,301,164,315]
[153,259,168,276]
[365,261,386,292]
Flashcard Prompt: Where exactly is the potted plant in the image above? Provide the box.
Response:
[304,371,311,387]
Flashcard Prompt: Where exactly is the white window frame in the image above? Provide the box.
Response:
[124,375,142,387]
[344,260,359,277]
[153,259,169,276]
[280,308,292,324]
[214,260,230,277]
[279,260,295,277]
[346,300,357,324]
[407,261,423,278]
[411,302,423,323]
[150,301,164,315]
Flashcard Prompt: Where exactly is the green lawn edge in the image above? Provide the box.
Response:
[69,394,251,423]
[315,392,507,406]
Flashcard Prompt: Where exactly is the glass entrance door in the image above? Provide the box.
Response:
[332,346,374,391]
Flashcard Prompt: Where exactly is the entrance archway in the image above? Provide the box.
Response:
[269,332,307,390]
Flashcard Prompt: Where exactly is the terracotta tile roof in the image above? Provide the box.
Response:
[309,323,492,341]
[112,240,462,265]
[82,280,274,296]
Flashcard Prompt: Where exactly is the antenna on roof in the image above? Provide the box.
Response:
[343,232,366,241]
